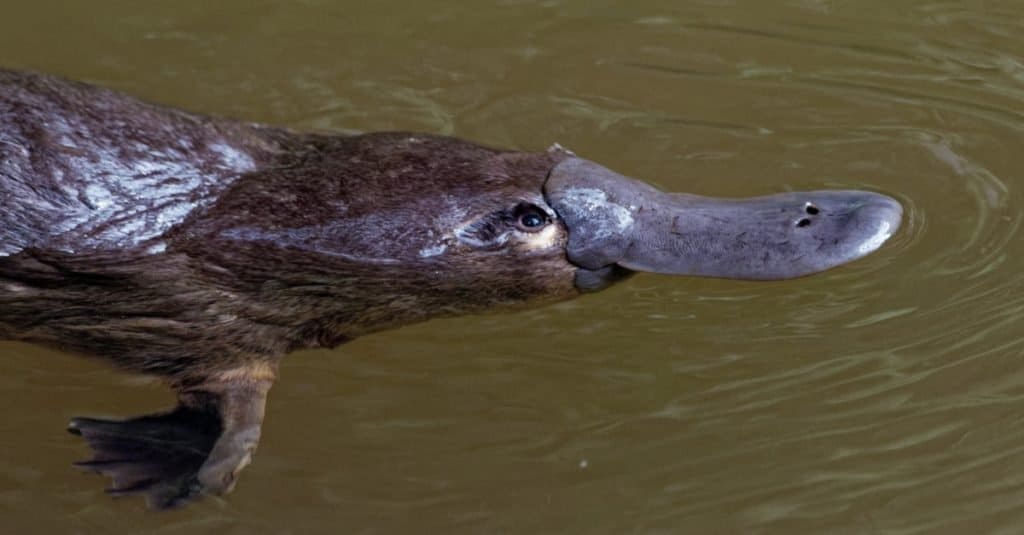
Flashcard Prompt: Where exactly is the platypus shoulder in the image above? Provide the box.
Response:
[0,69,289,256]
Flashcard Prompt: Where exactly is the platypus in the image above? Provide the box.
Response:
[0,68,902,509]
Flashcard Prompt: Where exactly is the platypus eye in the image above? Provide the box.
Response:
[514,205,549,232]
[457,203,552,248]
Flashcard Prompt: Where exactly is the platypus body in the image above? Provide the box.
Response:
[0,68,902,508]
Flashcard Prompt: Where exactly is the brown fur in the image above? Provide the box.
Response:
[0,68,586,508]
[0,69,579,386]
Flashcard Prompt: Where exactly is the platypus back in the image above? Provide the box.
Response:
[0,69,277,256]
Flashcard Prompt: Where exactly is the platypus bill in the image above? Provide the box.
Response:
[0,68,902,509]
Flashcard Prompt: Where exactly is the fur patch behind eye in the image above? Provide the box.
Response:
[455,215,512,249]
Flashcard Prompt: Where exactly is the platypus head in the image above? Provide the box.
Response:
[416,140,901,300]
[188,133,901,337]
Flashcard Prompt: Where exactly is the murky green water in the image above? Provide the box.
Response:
[3,1,1024,533]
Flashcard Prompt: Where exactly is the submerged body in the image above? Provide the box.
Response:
[0,68,902,508]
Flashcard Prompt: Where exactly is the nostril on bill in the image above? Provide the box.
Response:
[796,218,812,227]
[805,203,820,215]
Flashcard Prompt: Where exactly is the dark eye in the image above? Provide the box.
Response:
[515,206,549,232]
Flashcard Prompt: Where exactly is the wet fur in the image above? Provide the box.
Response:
[0,68,583,507]
[0,69,578,384]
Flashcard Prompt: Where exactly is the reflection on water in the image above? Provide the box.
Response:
[3,0,1024,533]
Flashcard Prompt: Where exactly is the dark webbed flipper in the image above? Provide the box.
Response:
[68,407,221,509]
[68,367,274,510]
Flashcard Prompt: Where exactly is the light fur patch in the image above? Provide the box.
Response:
[213,361,278,384]
[520,225,560,251]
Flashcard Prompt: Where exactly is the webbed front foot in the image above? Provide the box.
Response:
[68,407,220,509]
[69,365,274,509]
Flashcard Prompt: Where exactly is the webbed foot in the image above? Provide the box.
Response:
[68,407,221,509]
[69,365,274,509]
